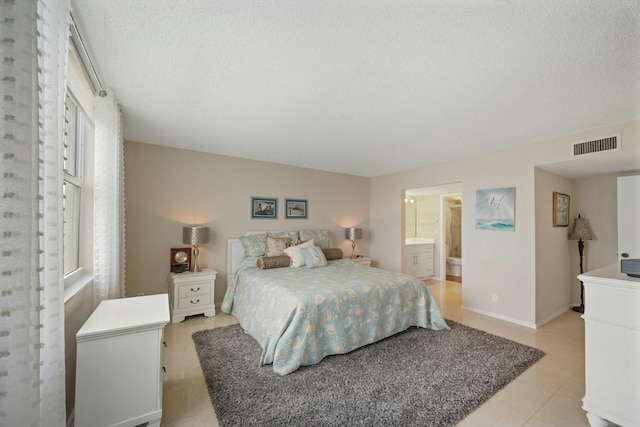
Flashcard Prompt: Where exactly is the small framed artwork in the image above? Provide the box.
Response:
[553,192,570,227]
[285,199,307,219]
[251,197,277,219]
[475,187,516,231]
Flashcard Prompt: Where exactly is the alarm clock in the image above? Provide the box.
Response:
[170,247,191,273]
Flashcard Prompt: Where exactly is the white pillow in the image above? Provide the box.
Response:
[300,246,328,269]
[283,239,315,267]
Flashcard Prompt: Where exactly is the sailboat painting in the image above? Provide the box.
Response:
[475,187,516,231]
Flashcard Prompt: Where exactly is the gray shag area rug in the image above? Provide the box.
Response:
[192,321,544,427]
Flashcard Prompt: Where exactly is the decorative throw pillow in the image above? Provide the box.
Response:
[266,235,290,257]
[269,230,299,242]
[257,255,292,269]
[322,248,343,260]
[299,230,330,249]
[239,234,267,257]
[300,246,328,269]
[283,239,316,267]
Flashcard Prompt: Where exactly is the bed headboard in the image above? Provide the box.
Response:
[226,237,246,284]
[226,231,275,285]
[226,230,334,284]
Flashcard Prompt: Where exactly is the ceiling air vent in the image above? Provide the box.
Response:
[570,134,621,158]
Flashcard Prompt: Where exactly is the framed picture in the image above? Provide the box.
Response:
[285,199,307,219]
[553,192,570,227]
[475,187,516,231]
[251,197,277,219]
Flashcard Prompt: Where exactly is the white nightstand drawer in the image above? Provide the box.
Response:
[177,281,209,297]
[177,295,211,310]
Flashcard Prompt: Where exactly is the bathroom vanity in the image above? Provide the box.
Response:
[404,238,434,278]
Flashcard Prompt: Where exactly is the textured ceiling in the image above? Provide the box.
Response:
[70,0,640,178]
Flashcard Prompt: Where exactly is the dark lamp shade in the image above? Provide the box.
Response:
[345,227,363,241]
[182,226,209,246]
[568,218,592,240]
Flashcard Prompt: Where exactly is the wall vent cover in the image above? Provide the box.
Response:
[570,134,621,158]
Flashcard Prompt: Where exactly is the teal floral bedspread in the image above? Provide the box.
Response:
[221,259,449,375]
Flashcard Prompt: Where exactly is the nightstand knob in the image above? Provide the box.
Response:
[190,299,200,304]
[190,287,200,292]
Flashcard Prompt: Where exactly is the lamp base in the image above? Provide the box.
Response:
[572,305,584,314]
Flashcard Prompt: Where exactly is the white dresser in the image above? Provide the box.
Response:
[75,294,170,427]
[169,268,217,323]
[579,264,640,427]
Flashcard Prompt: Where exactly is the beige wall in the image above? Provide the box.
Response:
[124,141,371,300]
[534,168,572,323]
[371,120,640,327]
[64,285,95,418]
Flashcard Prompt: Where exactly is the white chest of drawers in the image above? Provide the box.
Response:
[579,264,640,427]
[75,294,169,427]
[169,268,217,323]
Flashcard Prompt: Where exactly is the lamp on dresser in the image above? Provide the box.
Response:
[568,214,592,313]
[345,227,363,259]
[183,226,209,272]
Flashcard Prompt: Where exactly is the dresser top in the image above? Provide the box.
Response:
[579,263,640,288]
[77,294,170,341]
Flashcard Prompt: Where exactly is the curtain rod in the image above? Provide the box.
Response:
[70,13,105,95]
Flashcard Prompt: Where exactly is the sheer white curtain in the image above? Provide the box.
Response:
[94,91,126,302]
[0,1,70,426]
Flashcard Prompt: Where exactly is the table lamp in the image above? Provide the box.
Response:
[183,226,209,272]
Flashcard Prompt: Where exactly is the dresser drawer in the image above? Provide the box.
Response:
[177,294,211,310]
[177,281,209,297]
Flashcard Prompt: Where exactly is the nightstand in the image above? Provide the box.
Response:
[169,268,217,323]
[347,257,372,267]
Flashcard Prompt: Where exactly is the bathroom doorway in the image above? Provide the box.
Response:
[403,182,462,282]
[443,194,462,283]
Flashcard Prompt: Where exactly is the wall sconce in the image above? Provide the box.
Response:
[182,226,209,272]
[345,227,363,259]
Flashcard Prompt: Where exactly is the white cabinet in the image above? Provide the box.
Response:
[579,264,640,427]
[617,175,640,260]
[405,244,434,278]
[169,268,217,323]
[75,294,170,427]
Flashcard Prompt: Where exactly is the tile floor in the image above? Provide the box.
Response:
[161,280,590,427]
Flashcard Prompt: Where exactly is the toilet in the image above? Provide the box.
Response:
[446,257,462,277]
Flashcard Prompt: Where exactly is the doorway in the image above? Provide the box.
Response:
[403,182,462,282]
[443,194,462,282]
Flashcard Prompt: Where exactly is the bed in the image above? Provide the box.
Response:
[221,231,449,375]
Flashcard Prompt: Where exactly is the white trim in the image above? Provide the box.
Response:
[64,272,93,304]
[460,305,537,329]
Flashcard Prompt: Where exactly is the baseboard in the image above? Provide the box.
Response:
[460,305,537,329]
[535,305,575,328]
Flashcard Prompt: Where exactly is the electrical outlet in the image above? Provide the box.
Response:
[491,293,498,303]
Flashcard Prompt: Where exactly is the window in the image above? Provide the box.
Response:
[63,95,84,279]
[63,37,96,293]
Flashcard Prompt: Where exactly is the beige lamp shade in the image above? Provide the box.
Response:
[568,216,592,241]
